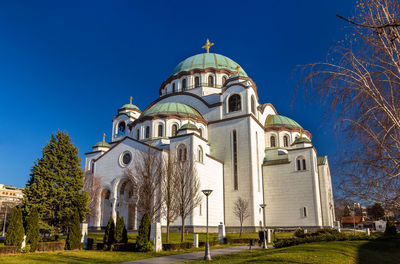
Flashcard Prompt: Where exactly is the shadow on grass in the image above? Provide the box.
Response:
[357,238,400,264]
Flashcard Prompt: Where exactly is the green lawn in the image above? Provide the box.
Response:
[187,239,400,264]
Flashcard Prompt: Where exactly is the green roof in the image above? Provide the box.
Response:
[120,103,139,111]
[292,137,311,145]
[265,115,303,129]
[171,53,248,77]
[141,102,202,119]
[179,123,198,130]
[317,156,328,165]
[94,141,111,148]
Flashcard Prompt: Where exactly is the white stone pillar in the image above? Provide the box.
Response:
[366,228,370,236]
[111,198,117,223]
[267,229,272,243]
[193,234,199,248]
[95,196,102,228]
[218,222,225,244]
[150,222,162,252]
[81,223,88,249]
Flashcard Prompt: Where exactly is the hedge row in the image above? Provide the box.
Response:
[274,232,379,248]
[37,241,65,251]
[0,246,18,255]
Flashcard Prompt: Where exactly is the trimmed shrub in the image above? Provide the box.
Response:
[5,207,25,248]
[37,242,65,251]
[25,207,40,252]
[0,246,18,255]
[115,216,123,243]
[223,236,233,244]
[384,221,397,236]
[86,238,94,250]
[104,216,115,247]
[65,209,82,250]
[136,212,151,252]
[162,242,193,251]
[122,225,128,243]
[294,228,305,238]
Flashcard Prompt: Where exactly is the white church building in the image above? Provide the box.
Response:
[85,41,335,232]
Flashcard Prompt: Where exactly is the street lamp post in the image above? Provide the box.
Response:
[259,204,267,249]
[202,189,213,261]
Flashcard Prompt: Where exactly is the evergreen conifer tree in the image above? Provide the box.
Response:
[136,212,151,251]
[115,216,125,243]
[122,218,128,243]
[25,207,40,252]
[103,216,115,246]
[65,209,82,250]
[5,207,25,248]
[23,131,89,235]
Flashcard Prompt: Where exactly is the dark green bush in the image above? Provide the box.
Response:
[136,213,151,252]
[5,207,25,248]
[103,216,115,246]
[294,228,305,238]
[223,236,233,244]
[25,207,40,252]
[258,230,266,241]
[384,221,397,236]
[86,238,94,250]
[65,209,82,250]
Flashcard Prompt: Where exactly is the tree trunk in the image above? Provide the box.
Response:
[181,215,185,243]
[239,222,242,238]
[166,220,170,243]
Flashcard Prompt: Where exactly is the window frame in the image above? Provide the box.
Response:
[228,94,242,113]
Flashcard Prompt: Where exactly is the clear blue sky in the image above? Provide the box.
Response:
[0,0,355,188]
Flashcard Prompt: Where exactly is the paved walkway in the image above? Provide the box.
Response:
[117,245,250,264]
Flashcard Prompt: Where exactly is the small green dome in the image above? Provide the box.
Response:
[179,123,198,131]
[94,141,111,148]
[141,102,202,119]
[292,137,311,145]
[265,115,303,129]
[120,103,139,111]
[171,53,248,77]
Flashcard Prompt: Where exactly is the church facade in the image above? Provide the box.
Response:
[85,42,335,232]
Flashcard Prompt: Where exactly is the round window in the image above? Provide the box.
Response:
[120,152,132,166]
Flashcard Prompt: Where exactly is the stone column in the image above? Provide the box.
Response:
[81,223,88,249]
[95,196,102,229]
[218,222,225,244]
[111,198,117,223]
[150,222,162,252]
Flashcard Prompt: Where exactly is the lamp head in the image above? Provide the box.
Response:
[259,204,266,208]
[202,189,213,196]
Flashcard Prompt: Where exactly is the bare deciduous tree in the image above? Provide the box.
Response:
[83,171,103,224]
[175,159,202,242]
[124,147,163,222]
[161,153,179,243]
[301,0,400,209]
[233,197,250,237]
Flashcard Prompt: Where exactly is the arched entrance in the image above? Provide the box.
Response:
[117,179,137,230]
[100,189,112,226]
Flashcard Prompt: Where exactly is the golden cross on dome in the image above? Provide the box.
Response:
[202,39,214,53]
[103,133,106,142]
[130,96,132,104]
[236,65,241,74]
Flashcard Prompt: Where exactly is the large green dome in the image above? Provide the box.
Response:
[265,115,303,129]
[171,53,248,77]
[141,102,202,119]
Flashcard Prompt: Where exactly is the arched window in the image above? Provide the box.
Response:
[172,83,176,93]
[195,76,200,87]
[251,96,256,115]
[90,160,95,173]
[171,124,178,137]
[145,126,150,138]
[283,135,289,147]
[296,156,306,171]
[197,146,203,163]
[208,75,214,87]
[136,129,140,140]
[228,94,241,112]
[118,121,125,136]
[182,79,187,91]
[177,144,187,161]
[270,135,276,148]
[222,76,227,86]
[157,124,163,137]
[199,127,204,138]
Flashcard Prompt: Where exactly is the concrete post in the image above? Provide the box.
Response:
[81,222,88,249]
[194,234,199,248]
[218,222,225,244]
[150,222,162,252]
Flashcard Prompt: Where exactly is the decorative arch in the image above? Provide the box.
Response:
[283,134,290,147]
[208,75,214,87]
[251,95,256,114]
[177,144,187,161]
[270,135,276,148]
[90,160,95,173]
[118,121,126,136]
[182,78,187,91]
[194,76,200,87]
[100,188,112,226]
[157,123,163,137]
[228,94,242,112]
[197,146,203,163]
[171,123,178,137]
[296,156,307,171]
